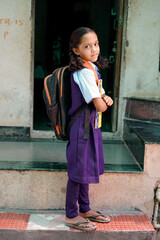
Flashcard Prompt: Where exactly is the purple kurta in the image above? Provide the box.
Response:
[66,71,104,184]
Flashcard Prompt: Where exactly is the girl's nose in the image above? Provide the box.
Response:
[91,45,96,52]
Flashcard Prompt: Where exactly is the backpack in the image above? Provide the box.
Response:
[43,62,99,141]
[43,66,87,141]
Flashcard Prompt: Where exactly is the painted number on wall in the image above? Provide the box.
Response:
[0,18,25,39]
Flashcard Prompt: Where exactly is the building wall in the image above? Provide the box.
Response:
[117,0,160,135]
[0,0,160,133]
[120,0,160,99]
[0,0,32,127]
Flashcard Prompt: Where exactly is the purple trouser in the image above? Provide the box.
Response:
[65,178,91,218]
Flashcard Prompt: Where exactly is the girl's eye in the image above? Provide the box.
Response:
[84,45,90,48]
[95,43,99,46]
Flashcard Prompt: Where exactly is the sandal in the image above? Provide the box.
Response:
[65,218,97,231]
[86,211,110,223]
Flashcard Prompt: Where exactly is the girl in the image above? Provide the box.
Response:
[65,27,113,231]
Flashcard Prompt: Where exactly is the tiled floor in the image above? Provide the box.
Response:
[0,211,155,233]
[0,141,133,163]
[0,212,30,230]
[95,214,154,232]
[0,140,142,172]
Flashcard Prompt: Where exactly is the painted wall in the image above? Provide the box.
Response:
[120,0,160,98]
[0,0,32,127]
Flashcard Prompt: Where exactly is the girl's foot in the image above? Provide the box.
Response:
[65,215,97,231]
[79,210,110,223]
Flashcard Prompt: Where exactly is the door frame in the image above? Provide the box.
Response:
[30,0,125,138]
[30,0,35,137]
[111,0,125,132]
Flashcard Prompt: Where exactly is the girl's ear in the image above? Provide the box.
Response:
[72,48,80,56]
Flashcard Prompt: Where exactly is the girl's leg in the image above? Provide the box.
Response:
[78,184,110,223]
[78,183,91,213]
[65,178,80,218]
[65,179,97,230]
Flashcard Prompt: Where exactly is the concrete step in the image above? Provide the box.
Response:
[0,139,158,216]
[0,210,156,240]
[123,97,160,171]
[123,119,160,170]
[0,139,141,172]
[124,97,160,123]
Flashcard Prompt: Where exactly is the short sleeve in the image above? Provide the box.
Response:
[73,68,102,104]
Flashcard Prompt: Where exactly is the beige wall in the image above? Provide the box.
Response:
[120,0,160,99]
[117,0,160,134]
[0,0,32,127]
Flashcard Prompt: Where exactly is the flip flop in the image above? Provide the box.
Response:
[86,211,110,223]
[66,219,97,231]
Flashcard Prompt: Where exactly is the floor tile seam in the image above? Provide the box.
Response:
[0,212,151,218]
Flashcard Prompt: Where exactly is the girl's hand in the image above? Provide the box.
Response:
[102,94,113,106]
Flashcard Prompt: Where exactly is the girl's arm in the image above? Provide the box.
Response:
[93,95,113,112]
[93,98,108,112]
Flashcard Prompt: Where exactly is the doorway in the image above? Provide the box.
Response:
[33,0,123,133]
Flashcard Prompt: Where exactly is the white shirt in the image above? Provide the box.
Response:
[73,63,105,104]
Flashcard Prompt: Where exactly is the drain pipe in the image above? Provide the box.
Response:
[153,183,160,229]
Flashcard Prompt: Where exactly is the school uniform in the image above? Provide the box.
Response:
[66,62,105,218]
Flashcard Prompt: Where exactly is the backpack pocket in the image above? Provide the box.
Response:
[49,103,59,129]
[49,103,64,140]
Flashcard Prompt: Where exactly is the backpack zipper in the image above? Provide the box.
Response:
[44,74,52,105]
[44,68,59,106]
[44,66,68,105]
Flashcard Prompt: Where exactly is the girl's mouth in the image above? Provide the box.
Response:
[91,54,98,57]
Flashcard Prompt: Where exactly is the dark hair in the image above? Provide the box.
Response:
[69,27,108,71]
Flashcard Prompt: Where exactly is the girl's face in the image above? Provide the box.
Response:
[73,32,100,62]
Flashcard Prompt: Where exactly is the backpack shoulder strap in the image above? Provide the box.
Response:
[67,102,87,138]
[82,60,99,84]
[58,66,69,98]
[67,62,99,140]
